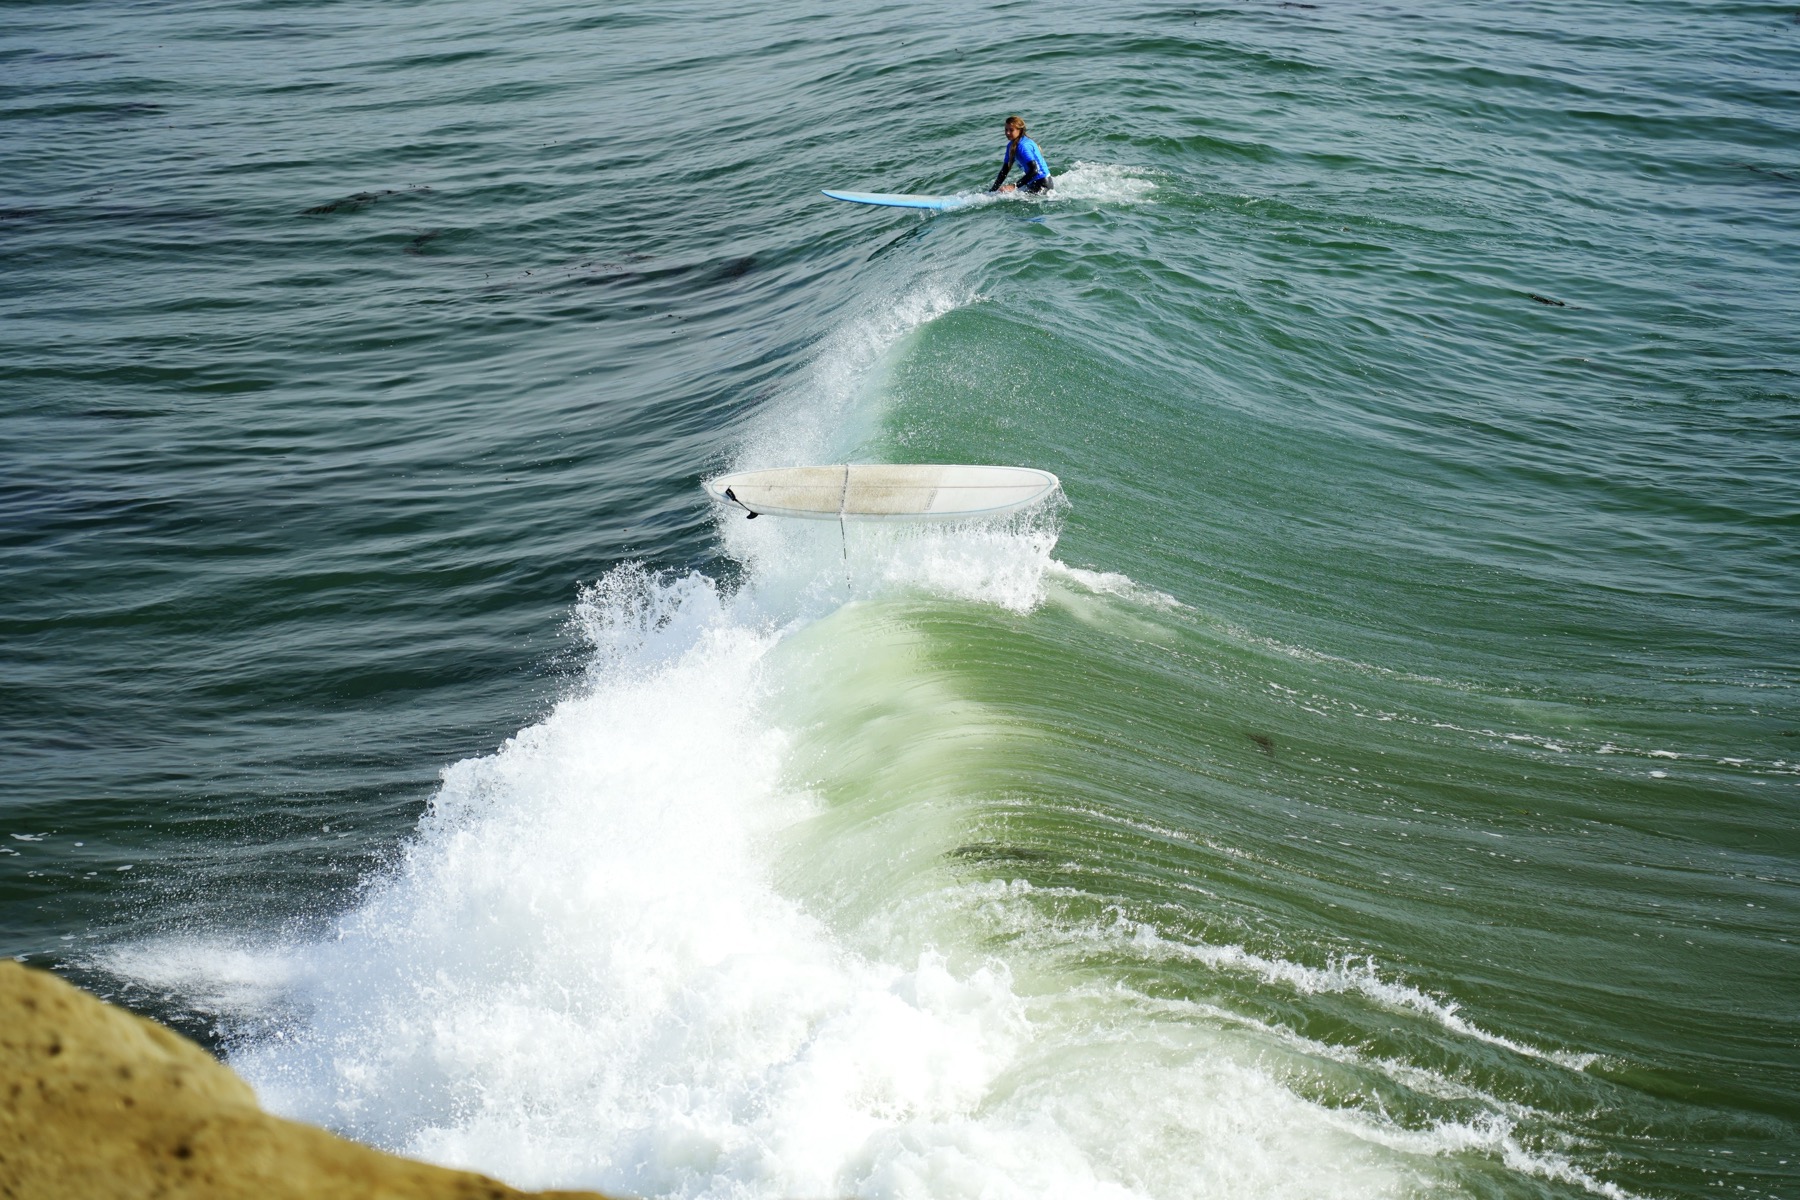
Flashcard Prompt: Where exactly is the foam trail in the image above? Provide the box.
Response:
[903,878,1598,1073]
[1046,163,1158,204]
[1048,561,1185,610]
[1109,919,1600,1070]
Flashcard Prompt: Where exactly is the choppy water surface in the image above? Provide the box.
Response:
[3,1,1797,1197]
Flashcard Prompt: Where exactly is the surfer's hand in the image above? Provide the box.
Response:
[999,185,1016,193]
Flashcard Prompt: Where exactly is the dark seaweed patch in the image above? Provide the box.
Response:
[713,255,755,280]
[1734,162,1798,183]
[1528,293,1565,307]
[303,191,381,216]
[301,184,432,216]
[1247,733,1276,756]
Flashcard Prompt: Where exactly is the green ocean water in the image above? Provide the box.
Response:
[3,1,1798,1197]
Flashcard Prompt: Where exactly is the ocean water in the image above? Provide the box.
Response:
[3,0,1797,1197]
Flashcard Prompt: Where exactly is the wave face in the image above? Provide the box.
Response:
[6,0,1796,1197]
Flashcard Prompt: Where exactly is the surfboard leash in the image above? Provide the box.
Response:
[838,465,852,593]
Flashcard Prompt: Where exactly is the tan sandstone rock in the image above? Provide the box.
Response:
[0,961,612,1200]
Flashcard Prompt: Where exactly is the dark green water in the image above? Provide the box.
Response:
[3,1,1797,1197]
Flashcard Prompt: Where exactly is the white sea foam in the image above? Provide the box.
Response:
[1050,162,1159,205]
[1126,927,1598,1071]
[1048,562,1184,610]
[1330,1111,1641,1200]
[930,884,1594,1072]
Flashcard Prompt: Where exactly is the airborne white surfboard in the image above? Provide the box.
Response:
[705,464,1060,521]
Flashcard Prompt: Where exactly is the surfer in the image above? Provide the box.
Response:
[991,115,1053,194]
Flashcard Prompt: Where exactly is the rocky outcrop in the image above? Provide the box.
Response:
[0,961,612,1200]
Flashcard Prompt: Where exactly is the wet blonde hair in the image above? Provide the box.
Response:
[1004,115,1027,134]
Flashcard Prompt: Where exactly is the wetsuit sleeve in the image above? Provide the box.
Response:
[990,143,1017,192]
[1017,139,1048,185]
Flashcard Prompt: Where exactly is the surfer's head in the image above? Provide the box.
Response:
[1004,115,1026,141]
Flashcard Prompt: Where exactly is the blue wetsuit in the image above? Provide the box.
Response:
[991,135,1053,193]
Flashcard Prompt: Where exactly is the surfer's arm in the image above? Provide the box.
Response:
[990,144,1017,192]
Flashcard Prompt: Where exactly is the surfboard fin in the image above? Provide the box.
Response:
[723,487,759,519]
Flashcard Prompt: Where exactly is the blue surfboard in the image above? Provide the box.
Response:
[822,189,975,212]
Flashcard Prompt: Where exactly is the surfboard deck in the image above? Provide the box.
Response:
[822,189,975,212]
[706,464,1060,521]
